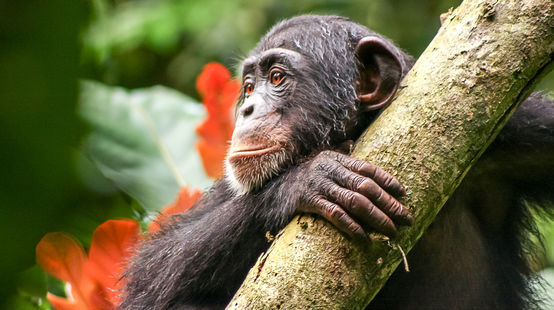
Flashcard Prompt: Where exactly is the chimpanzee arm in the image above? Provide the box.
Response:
[121,151,412,310]
[121,180,272,310]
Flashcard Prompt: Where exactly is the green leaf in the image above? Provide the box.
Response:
[2,265,52,310]
[3,295,51,310]
[16,265,47,299]
[79,81,212,213]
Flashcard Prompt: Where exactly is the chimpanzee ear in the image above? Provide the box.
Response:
[355,36,404,111]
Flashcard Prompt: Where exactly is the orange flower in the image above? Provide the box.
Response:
[36,219,140,309]
[196,62,240,178]
[36,187,202,309]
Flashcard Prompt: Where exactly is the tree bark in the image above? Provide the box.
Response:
[227,0,554,309]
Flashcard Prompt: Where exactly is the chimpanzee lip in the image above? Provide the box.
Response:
[228,144,280,159]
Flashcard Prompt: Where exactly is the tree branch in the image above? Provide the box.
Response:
[227,0,554,309]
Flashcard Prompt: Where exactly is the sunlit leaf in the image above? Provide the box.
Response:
[87,219,140,304]
[79,81,212,213]
[15,265,47,299]
[3,292,52,310]
[148,186,203,233]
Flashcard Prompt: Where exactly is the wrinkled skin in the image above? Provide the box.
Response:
[295,150,412,239]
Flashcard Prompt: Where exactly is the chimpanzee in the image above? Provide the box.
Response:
[121,15,554,310]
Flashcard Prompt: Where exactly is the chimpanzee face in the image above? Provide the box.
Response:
[225,18,403,195]
[225,48,304,194]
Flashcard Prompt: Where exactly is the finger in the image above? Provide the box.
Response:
[309,195,368,241]
[333,152,406,197]
[330,164,414,226]
[323,182,398,237]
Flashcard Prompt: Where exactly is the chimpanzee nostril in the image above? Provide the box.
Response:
[242,105,254,117]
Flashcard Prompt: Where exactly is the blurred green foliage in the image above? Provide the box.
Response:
[1,0,552,308]
[0,0,87,305]
[82,0,554,94]
[81,0,468,95]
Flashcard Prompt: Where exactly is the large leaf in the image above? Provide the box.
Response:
[79,81,212,213]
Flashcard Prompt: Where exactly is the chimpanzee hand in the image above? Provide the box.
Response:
[296,150,413,240]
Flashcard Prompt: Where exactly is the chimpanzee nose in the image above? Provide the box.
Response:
[241,104,254,117]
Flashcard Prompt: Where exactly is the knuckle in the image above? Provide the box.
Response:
[329,205,344,220]
[352,159,367,172]
[357,178,373,193]
[373,166,386,179]
[329,150,345,163]
[340,190,357,208]
[374,188,385,204]
[367,165,378,179]
[381,217,392,230]
[304,193,323,207]
[321,182,337,198]
[350,176,368,192]
[311,160,323,171]
[388,201,400,214]
[384,195,399,210]
[359,161,376,177]
[364,201,376,217]
[383,175,395,188]
[391,201,404,214]
[348,223,363,235]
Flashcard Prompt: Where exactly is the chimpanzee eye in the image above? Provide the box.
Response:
[244,83,254,95]
[270,68,285,85]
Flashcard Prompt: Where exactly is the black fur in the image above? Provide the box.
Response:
[121,15,554,310]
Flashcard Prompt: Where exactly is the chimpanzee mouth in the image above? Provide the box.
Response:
[228,144,281,159]
[225,144,289,195]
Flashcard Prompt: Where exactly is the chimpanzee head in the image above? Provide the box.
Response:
[225,15,411,194]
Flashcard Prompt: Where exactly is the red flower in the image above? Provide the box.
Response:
[36,187,202,309]
[196,62,239,178]
[36,220,140,309]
